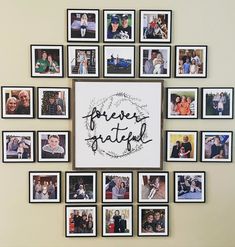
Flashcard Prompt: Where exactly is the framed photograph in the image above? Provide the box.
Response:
[138,172,169,203]
[37,87,70,119]
[65,205,97,237]
[103,46,135,77]
[103,10,135,42]
[139,46,171,78]
[29,171,61,203]
[67,45,99,78]
[2,131,35,163]
[139,10,172,43]
[174,171,206,203]
[67,9,99,42]
[31,45,64,78]
[37,131,70,162]
[1,86,34,118]
[166,131,198,162]
[202,87,234,119]
[102,205,133,237]
[166,87,198,119]
[102,172,133,203]
[138,205,169,236]
[65,172,97,203]
[74,81,163,169]
[201,131,233,162]
[175,45,207,78]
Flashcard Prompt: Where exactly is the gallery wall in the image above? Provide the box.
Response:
[0,0,234,246]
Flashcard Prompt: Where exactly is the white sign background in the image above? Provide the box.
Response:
[75,81,162,168]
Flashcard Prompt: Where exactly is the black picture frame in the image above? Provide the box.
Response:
[102,171,133,203]
[65,205,97,237]
[139,45,171,78]
[137,171,169,203]
[139,10,172,43]
[103,9,135,43]
[201,87,234,119]
[166,87,199,119]
[37,131,70,163]
[165,130,198,162]
[102,205,133,237]
[1,86,35,119]
[174,171,206,203]
[137,205,169,237]
[29,171,61,203]
[65,171,97,203]
[37,87,70,119]
[175,45,208,78]
[200,131,233,163]
[103,45,135,78]
[67,9,100,43]
[67,45,100,78]
[2,131,35,163]
[30,44,64,78]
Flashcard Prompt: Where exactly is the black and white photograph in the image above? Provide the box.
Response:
[2,131,35,163]
[29,171,61,203]
[1,86,34,118]
[65,172,96,203]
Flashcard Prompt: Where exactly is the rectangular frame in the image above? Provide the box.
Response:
[65,171,97,203]
[65,205,97,237]
[30,45,64,78]
[74,80,163,169]
[174,171,206,203]
[138,172,169,203]
[29,171,61,203]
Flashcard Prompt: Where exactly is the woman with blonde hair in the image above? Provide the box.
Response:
[80,13,88,37]
[5,97,18,114]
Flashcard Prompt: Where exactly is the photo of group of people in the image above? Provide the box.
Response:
[138,172,168,203]
[138,206,168,236]
[175,46,207,77]
[3,131,34,162]
[103,206,132,237]
[174,172,205,202]
[29,172,60,203]
[66,206,96,237]
[31,46,63,77]
[167,131,197,162]
[167,88,198,119]
[102,172,132,203]
[66,172,96,203]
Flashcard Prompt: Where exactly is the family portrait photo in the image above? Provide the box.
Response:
[102,206,133,237]
[37,131,69,162]
[103,10,135,42]
[29,172,61,203]
[138,206,169,236]
[139,46,171,77]
[166,131,198,162]
[66,206,97,237]
[37,87,70,119]
[67,9,99,42]
[102,172,132,203]
[201,131,232,162]
[174,172,205,203]
[3,131,35,163]
[138,172,168,203]
[140,10,172,43]
[66,172,96,203]
[31,45,63,77]
[167,87,198,119]
[104,46,135,77]
[67,46,99,77]
[202,88,234,119]
[175,46,207,78]
[1,87,34,118]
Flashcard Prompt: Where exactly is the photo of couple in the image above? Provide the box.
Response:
[103,172,132,202]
